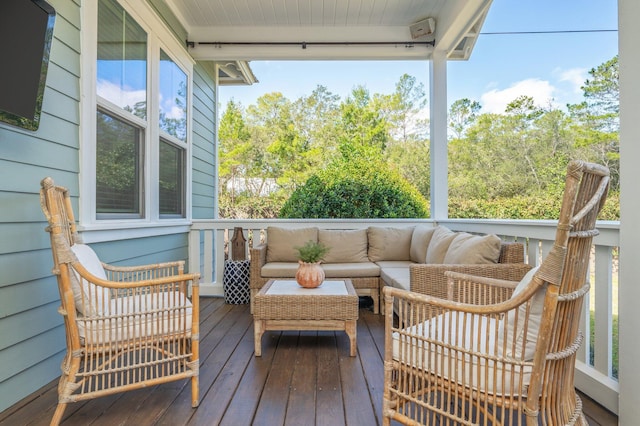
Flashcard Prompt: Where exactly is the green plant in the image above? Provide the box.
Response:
[280,157,428,218]
[295,240,330,263]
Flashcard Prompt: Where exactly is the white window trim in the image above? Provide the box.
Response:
[80,0,195,242]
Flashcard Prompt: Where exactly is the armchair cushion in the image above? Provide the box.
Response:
[266,226,318,263]
[392,313,531,394]
[498,266,546,360]
[70,244,110,316]
[77,291,193,345]
[443,232,502,264]
[367,226,414,262]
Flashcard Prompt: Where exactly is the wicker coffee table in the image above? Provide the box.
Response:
[253,279,359,356]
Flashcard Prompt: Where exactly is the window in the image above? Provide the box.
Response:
[86,0,191,230]
[96,109,144,217]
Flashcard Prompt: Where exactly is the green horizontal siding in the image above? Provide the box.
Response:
[192,63,217,219]
[0,0,82,413]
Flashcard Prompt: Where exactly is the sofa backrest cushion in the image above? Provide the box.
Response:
[319,229,369,263]
[266,226,319,263]
[425,226,457,263]
[410,225,436,263]
[443,232,502,264]
[367,226,414,262]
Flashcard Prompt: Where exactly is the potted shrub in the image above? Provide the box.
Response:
[294,240,329,288]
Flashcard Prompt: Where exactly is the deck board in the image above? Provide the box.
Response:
[0,297,618,426]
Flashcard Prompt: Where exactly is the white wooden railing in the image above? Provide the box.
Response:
[188,218,620,414]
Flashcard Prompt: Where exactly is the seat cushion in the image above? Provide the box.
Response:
[367,226,414,262]
[70,244,110,316]
[375,260,415,268]
[261,262,299,277]
[322,262,380,278]
[77,291,192,345]
[380,267,410,291]
[443,232,502,264]
[266,227,318,263]
[319,229,369,263]
[392,313,532,395]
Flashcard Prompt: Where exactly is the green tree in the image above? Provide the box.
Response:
[448,98,481,140]
[568,55,619,189]
[337,86,389,161]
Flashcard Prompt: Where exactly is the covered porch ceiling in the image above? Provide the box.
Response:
[166,0,493,65]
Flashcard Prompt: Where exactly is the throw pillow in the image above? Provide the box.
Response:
[498,266,546,360]
[70,244,110,316]
[410,224,436,263]
[443,232,502,264]
[425,226,457,264]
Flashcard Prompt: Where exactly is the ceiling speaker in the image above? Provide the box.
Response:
[409,17,436,40]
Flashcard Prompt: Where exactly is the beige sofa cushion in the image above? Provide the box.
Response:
[266,227,318,263]
[322,262,380,278]
[368,226,414,262]
[443,232,502,264]
[319,229,369,263]
[425,226,457,264]
[410,225,436,263]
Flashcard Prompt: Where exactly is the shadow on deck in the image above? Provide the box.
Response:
[0,297,618,425]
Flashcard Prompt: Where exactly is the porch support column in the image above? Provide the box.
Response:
[618,0,640,422]
[429,50,448,220]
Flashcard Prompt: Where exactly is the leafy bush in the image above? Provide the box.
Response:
[280,158,428,218]
[449,192,619,220]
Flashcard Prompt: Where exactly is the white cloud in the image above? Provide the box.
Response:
[480,78,556,113]
[97,79,145,110]
[556,67,587,95]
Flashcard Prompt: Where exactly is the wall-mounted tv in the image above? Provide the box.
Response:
[0,0,56,131]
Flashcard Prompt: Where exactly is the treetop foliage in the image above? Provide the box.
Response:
[218,57,619,221]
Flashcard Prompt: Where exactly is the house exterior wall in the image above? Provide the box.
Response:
[0,0,217,413]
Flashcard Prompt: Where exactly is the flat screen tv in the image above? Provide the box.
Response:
[0,0,56,131]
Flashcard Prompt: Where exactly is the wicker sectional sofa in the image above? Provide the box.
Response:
[249,225,530,314]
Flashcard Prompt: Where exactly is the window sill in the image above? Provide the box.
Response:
[78,220,192,244]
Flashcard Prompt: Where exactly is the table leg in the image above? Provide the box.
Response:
[345,320,357,357]
[254,319,264,356]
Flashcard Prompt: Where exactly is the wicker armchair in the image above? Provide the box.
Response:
[40,178,201,426]
[382,160,610,426]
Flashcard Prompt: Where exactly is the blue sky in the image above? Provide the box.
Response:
[218,0,618,114]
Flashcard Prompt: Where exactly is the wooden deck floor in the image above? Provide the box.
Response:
[0,297,617,426]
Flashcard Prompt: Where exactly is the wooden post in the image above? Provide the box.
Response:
[231,227,247,261]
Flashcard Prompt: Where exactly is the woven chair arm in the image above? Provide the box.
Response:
[444,270,520,304]
[102,260,186,275]
[74,261,200,290]
[409,263,533,301]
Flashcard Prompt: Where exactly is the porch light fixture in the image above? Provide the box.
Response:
[409,17,436,41]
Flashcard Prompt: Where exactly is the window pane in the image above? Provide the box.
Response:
[159,140,184,216]
[97,0,147,119]
[96,110,144,216]
[159,50,187,141]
